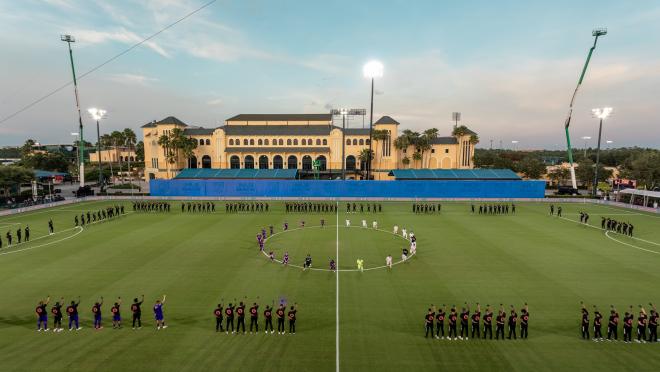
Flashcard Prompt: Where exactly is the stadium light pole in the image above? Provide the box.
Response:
[363,60,383,180]
[88,108,107,190]
[591,107,612,197]
[562,28,607,191]
[581,136,591,158]
[61,34,86,187]
[71,132,80,179]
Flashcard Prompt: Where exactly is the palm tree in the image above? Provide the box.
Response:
[422,128,438,168]
[358,148,374,177]
[401,156,410,168]
[157,132,173,178]
[412,152,422,168]
[181,137,198,168]
[372,129,389,172]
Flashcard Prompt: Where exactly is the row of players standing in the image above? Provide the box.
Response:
[1,219,53,249]
[134,201,169,212]
[412,203,441,214]
[214,300,298,335]
[226,202,269,213]
[181,202,214,213]
[346,203,383,213]
[425,303,529,340]
[286,202,336,213]
[581,302,658,342]
[472,203,516,214]
[75,205,125,227]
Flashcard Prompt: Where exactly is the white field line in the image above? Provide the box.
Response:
[260,225,414,272]
[557,215,660,251]
[0,226,84,256]
[605,231,660,255]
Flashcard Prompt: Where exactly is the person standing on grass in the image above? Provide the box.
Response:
[433,305,445,339]
[550,204,554,215]
[288,303,297,334]
[111,298,122,329]
[507,306,517,339]
[448,306,458,340]
[24,225,30,242]
[48,219,54,235]
[154,295,167,330]
[249,302,259,334]
[236,301,246,334]
[67,297,81,331]
[483,305,493,339]
[276,303,286,334]
[6,231,12,246]
[425,306,435,338]
[648,303,658,342]
[637,306,648,343]
[92,297,103,330]
[520,304,529,339]
[214,302,224,332]
[623,307,634,342]
[264,304,274,334]
[36,296,50,331]
[607,306,619,341]
[51,298,64,332]
[580,302,590,339]
[132,295,144,329]
[356,258,364,272]
[495,305,506,340]
[471,303,481,339]
[593,306,603,341]
[385,255,392,269]
[16,228,21,244]
[557,206,562,217]
[224,303,235,334]
[459,304,469,340]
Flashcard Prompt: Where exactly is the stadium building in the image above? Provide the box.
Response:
[142,114,478,181]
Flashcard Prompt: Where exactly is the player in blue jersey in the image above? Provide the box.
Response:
[111,297,122,329]
[67,297,82,331]
[154,295,167,330]
[92,297,104,330]
[35,296,50,331]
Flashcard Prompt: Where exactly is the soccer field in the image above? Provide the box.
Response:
[0,200,659,372]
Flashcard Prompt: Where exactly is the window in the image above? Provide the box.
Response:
[264,139,269,146]
[346,155,356,170]
[229,139,234,146]
[352,139,357,145]
[199,139,204,146]
[322,139,327,145]
[258,155,268,169]
[244,155,254,169]
[302,139,307,146]
[359,139,364,145]
[346,139,351,145]
[315,155,327,171]
[366,139,371,145]
[279,139,284,145]
[189,156,197,169]
[431,149,435,153]
[273,155,283,169]
[287,155,298,169]
[293,139,298,146]
[287,139,292,145]
[302,155,312,170]
[249,139,255,146]
[243,139,248,146]
[445,149,449,154]
[230,155,240,169]
[202,155,212,168]
[205,139,210,145]
[316,139,321,145]
[272,138,277,145]
[258,139,263,146]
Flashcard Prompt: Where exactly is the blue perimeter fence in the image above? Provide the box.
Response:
[149,179,546,199]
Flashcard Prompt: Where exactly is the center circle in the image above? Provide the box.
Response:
[260,224,415,272]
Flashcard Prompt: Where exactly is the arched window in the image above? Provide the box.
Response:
[272,138,277,145]
[293,139,298,146]
[264,139,269,146]
[249,139,255,146]
[322,139,327,145]
[229,139,234,146]
[258,155,268,169]
[316,139,321,145]
[205,139,210,145]
[346,139,351,145]
[230,155,240,169]
[202,155,212,168]
[244,155,254,169]
[352,139,358,145]
[273,155,283,169]
[119,156,123,162]
[287,139,292,145]
[308,138,313,145]
[302,155,312,170]
[189,156,198,168]
[243,139,248,146]
[287,155,298,169]
[302,139,307,146]
[199,139,204,146]
[346,155,356,170]
[359,139,364,145]
[279,139,284,145]
[366,139,371,145]
[130,156,134,162]
[258,139,263,146]
[315,155,327,171]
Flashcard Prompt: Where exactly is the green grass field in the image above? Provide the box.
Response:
[1,200,659,371]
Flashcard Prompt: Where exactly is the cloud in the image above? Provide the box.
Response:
[207,98,223,106]
[107,73,159,86]
[73,28,169,57]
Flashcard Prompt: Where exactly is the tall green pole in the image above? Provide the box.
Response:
[62,35,85,187]
[563,29,606,190]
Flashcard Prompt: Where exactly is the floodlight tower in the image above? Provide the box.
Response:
[563,28,607,190]
[363,60,383,180]
[591,107,612,197]
[88,108,107,189]
[61,34,86,187]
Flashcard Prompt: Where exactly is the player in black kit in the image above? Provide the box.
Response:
[236,301,246,334]
[276,303,286,334]
[214,303,224,332]
[483,304,493,339]
[607,306,619,340]
[495,305,505,340]
[580,302,590,339]
[131,295,144,329]
[471,303,481,339]
[225,303,235,333]
[507,305,517,339]
[264,304,274,334]
[435,305,446,339]
[425,306,435,338]
[249,302,259,333]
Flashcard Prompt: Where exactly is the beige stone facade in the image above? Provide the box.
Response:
[142,114,476,181]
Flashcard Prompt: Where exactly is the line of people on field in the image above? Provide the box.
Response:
[549,204,563,217]
[214,299,298,335]
[580,302,658,343]
[181,201,214,213]
[75,206,125,226]
[225,202,268,213]
[35,294,167,332]
[475,203,515,215]
[412,203,441,214]
[346,202,383,213]
[601,217,634,237]
[133,201,170,212]
[578,211,590,224]
[1,225,30,248]
[286,202,337,213]
[425,303,529,340]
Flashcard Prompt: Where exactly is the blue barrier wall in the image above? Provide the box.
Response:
[150,179,546,199]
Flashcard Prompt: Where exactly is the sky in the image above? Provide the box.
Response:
[0,0,659,149]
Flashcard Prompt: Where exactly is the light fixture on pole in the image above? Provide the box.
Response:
[591,107,612,197]
[88,108,107,190]
[511,140,519,151]
[606,140,613,148]
[581,136,592,158]
[61,34,86,187]
[363,60,383,180]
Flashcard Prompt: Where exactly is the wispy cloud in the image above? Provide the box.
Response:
[207,98,223,106]
[107,73,159,86]
[73,28,169,57]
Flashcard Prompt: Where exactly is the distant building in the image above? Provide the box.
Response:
[89,147,137,163]
[142,114,477,181]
